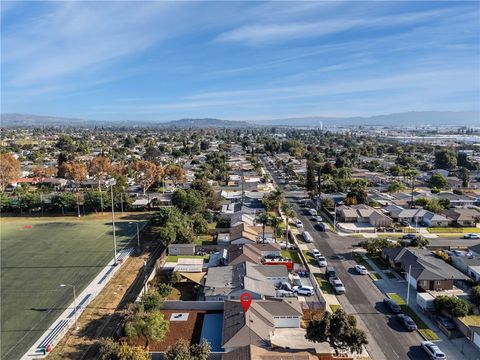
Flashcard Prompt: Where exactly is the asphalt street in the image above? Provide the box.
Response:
[263,158,429,360]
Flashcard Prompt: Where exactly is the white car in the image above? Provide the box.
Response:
[278,241,297,250]
[293,285,315,296]
[311,249,321,258]
[464,233,480,239]
[317,256,327,267]
[312,215,323,222]
[355,265,369,275]
[276,289,296,297]
[421,341,446,359]
[295,219,303,228]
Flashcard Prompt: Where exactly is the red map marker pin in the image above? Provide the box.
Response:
[240,292,252,312]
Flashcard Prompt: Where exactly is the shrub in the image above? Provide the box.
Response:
[157,283,173,298]
[142,290,163,312]
[434,296,469,317]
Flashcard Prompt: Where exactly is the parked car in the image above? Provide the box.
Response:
[293,285,315,296]
[421,341,446,359]
[383,298,402,313]
[311,249,321,258]
[279,241,297,250]
[308,208,318,216]
[354,265,369,275]
[317,256,327,267]
[437,316,455,330]
[325,265,336,279]
[315,223,327,232]
[302,231,313,243]
[396,314,417,331]
[329,277,346,294]
[464,233,480,239]
[276,289,296,297]
[295,219,303,228]
[401,220,410,226]
[402,233,417,240]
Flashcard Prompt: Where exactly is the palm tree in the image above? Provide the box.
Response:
[404,168,418,209]
[257,212,270,243]
[269,215,283,242]
[281,202,295,242]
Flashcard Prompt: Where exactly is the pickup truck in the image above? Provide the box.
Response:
[329,276,346,294]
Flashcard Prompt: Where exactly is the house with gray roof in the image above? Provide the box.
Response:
[222,298,303,352]
[203,261,287,301]
[382,247,469,291]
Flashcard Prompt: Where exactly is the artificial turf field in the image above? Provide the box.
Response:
[0,214,147,360]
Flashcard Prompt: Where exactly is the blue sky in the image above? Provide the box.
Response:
[1,1,479,121]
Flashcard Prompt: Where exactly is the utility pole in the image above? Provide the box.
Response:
[110,181,118,265]
[406,265,412,306]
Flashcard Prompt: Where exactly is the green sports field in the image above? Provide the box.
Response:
[0,214,148,360]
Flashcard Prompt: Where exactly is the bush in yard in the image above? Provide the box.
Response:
[170,271,182,283]
[99,337,150,360]
[157,283,173,298]
[164,338,211,360]
[410,236,429,248]
[141,289,163,312]
[124,310,169,349]
[361,238,398,255]
[434,296,469,317]
[469,286,480,310]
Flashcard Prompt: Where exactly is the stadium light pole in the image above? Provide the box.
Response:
[60,284,79,330]
[108,178,118,265]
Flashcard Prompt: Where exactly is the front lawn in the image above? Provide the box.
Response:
[282,250,301,263]
[428,227,479,233]
[366,253,389,270]
[194,235,214,246]
[302,250,317,266]
[314,274,334,295]
[387,293,440,341]
[330,304,342,312]
[352,252,374,271]
[369,272,381,281]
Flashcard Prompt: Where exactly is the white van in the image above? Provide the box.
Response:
[302,231,313,243]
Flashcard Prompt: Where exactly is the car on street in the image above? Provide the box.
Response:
[308,208,318,216]
[396,314,417,331]
[383,298,402,313]
[402,233,417,240]
[317,256,327,267]
[464,233,480,239]
[311,248,321,258]
[295,219,303,228]
[312,215,323,222]
[314,223,327,232]
[421,341,446,359]
[329,276,346,294]
[302,231,313,243]
[437,316,456,330]
[354,265,369,275]
[293,285,315,296]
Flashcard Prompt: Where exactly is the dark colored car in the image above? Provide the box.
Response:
[437,316,455,330]
[397,314,417,331]
[384,298,402,313]
[402,233,417,240]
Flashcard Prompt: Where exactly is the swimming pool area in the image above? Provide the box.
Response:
[200,313,223,352]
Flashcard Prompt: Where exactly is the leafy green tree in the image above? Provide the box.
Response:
[172,189,206,215]
[51,192,76,214]
[458,167,470,187]
[258,212,271,242]
[191,213,209,236]
[435,148,457,170]
[425,199,444,214]
[157,283,173,298]
[18,191,41,213]
[305,308,368,356]
[269,216,283,238]
[388,182,406,194]
[361,238,398,255]
[124,310,169,349]
[164,339,211,360]
[0,193,13,212]
[170,271,182,283]
[306,160,317,193]
[434,296,468,317]
[99,338,150,360]
[429,173,448,189]
[157,223,177,245]
[141,290,163,312]
[469,286,480,310]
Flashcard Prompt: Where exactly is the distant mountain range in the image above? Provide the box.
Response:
[1,111,478,128]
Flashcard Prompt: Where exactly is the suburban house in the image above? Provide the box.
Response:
[436,192,476,207]
[336,204,392,227]
[221,298,303,352]
[228,243,282,266]
[382,247,469,291]
[203,261,288,301]
[228,223,274,245]
[443,208,480,227]
[396,208,449,227]
[450,252,480,282]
